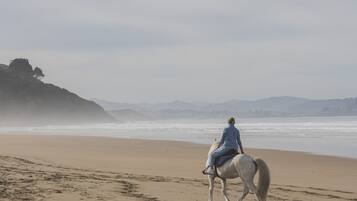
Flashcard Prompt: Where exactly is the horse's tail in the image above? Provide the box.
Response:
[254,158,270,201]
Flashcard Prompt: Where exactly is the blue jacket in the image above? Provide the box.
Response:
[219,124,242,150]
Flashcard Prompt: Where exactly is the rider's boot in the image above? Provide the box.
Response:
[202,166,215,175]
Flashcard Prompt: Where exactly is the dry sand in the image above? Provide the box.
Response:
[0,134,356,201]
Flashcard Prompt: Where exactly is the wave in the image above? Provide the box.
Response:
[1,117,357,158]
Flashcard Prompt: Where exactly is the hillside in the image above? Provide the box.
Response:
[0,59,114,125]
[94,96,357,120]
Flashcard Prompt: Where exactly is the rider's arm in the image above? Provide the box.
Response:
[240,143,244,154]
[237,129,244,154]
[219,128,227,146]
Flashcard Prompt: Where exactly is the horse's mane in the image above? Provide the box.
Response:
[208,139,220,156]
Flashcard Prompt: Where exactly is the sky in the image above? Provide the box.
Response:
[1,0,357,103]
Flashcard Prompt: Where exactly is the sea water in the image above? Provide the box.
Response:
[1,116,357,159]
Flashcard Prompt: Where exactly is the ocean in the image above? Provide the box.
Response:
[1,116,357,159]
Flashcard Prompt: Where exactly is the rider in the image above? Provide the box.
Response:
[203,117,244,175]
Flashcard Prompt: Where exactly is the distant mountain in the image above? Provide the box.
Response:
[92,99,139,111]
[291,98,357,116]
[109,109,149,122]
[206,97,308,111]
[94,96,357,121]
[0,58,114,125]
[148,100,200,111]
[93,99,201,112]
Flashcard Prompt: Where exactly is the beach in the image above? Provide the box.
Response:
[0,134,356,201]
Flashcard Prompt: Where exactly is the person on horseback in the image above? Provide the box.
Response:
[203,117,244,175]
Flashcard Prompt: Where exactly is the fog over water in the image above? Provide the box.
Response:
[1,116,357,159]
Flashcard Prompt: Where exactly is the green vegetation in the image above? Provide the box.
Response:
[0,58,114,125]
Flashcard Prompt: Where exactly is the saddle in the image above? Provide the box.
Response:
[215,149,239,167]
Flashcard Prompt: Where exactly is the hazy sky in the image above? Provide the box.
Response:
[1,0,357,103]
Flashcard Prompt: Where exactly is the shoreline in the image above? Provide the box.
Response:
[1,131,356,160]
[0,134,356,200]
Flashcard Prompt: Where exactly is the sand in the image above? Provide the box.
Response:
[0,134,356,201]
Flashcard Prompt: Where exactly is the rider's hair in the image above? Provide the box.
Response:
[228,117,235,124]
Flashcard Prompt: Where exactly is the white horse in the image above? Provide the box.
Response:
[206,140,270,201]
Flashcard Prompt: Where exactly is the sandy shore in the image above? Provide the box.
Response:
[0,134,356,201]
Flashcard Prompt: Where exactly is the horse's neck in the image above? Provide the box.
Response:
[208,142,220,155]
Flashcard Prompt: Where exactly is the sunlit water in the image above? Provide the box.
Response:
[1,116,357,159]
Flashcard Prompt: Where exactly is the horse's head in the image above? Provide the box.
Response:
[208,138,220,156]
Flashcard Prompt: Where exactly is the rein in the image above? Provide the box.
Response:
[214,166,224,180]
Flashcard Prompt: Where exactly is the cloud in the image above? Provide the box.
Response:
[1,0,357,102]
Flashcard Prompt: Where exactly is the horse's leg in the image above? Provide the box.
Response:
[221,178,230,201]
[208,175,215,201]
[245,180,261,201]
[238,161,260,201]
[238,185,249,201]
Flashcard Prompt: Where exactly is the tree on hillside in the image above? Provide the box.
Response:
[33,67,45,79]
[8,58,34,78]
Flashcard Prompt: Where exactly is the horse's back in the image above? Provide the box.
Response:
[234,154,257,179]
[217,154,254,179]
